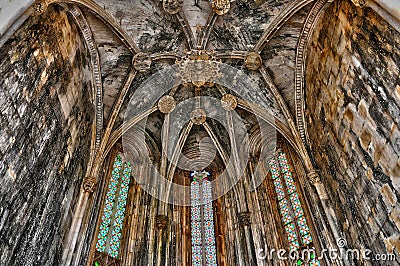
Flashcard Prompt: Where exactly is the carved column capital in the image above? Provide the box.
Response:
[83,177,97,193]
[238,212,251,227]
[351,0,365,7]
[307,169,321,185]
[155,215,168,230]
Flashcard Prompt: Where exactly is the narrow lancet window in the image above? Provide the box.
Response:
[190,170,218,266]
[269,151,320,265]
[95,154,131,260]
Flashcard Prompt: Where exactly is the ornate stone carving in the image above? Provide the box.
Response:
[191,108,207,125]
[177,50,221,87]
[245,52,262,71]
[221,94,238,111]
[238,212,251,227]
[211,0,231,16]
[294,0,326,147]
[133,53,152,72]
[83,177,97,193]
[163,0,183,15]
[307,169,321,185]
[158,95,176,114]
[69,6,103,148]
[155,215,168,229]
[351,0,365,7]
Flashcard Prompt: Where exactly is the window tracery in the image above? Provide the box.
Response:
[269,151,320,265]
[191,170,218,266]
[93,154,131,265]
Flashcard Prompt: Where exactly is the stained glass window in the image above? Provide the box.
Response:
[190,170,218,266]
[95,154,131,259]
[269,150,320,265]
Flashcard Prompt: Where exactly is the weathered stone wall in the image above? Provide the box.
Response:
[0,5,92,265]
[306,0,400,264]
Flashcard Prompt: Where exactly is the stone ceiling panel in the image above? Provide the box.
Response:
[94,0,187,53]
[208,0,294,51]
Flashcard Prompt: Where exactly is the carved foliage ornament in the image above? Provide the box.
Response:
[163,0,183,15]
[191,108,207,125]
[211,0,231,16]
[221,94,237,111]
[158,95,176,114]
[177,50,221,87]
[83,177,97,193]
[245,52,262,71]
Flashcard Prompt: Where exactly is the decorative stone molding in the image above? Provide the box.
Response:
[351,0,365,7]
[221,94,237,111]
[190,108,207,125]
[68,5,103,148]
[158,95,176,114]
[244,52,262,71]
[162,0,183,15]
[133,53,152,72]
[238,212,251,227]
[83,177,97,193]
[155,215,168,229]
[295,0,327,147]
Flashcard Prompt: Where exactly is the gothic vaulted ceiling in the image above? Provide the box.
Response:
[1,0,332,181]
[49,0,330,180]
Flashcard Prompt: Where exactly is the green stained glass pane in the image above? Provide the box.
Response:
[108,162,131,258]
[268,159,280,179]
[302,233,313,245]
[95,154,131,259]
[273,178,285,201]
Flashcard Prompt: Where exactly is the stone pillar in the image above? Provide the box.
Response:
[62,176,96,265]
[307,170,349,266]
[156,215,168,266]
[238,212,255,265]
